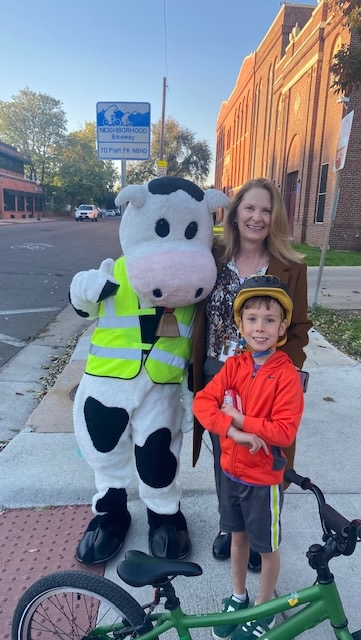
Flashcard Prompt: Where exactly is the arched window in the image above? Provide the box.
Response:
[265,64,274,141]
[233,110,237,146]
[226,127,231,150]
[255,82,262,133]
[329,35,343,90]
[276,95,282,131]
[245,93,250,134]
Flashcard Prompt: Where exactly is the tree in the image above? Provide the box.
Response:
[126,117,212,187]
[329,0,361,94]
[54,122,118,211]
[0,88,67,183]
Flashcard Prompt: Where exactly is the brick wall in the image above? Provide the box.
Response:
[0,173,41,220]
[215,0,361,251]
[0,141,41,220]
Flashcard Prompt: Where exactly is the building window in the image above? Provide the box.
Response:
[265,65,273,141]
[4,189,16,211]
[330,36,343,90]
[26,195,33,213]
[276,95,282,131]
[315,163,328,223]
[17,195,25,211]
[226,128,231,150]
[245,95,249,134]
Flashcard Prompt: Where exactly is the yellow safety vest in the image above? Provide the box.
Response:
[85,257,195,383]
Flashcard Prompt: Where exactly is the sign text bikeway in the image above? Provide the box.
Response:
[96,101,151,160]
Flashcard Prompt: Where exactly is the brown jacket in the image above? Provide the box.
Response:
[192,247,312,470]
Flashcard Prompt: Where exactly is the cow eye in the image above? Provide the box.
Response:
[155,218,170,237]
[185,221,198,240]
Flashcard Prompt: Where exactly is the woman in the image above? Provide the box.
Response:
[192,178,312,567]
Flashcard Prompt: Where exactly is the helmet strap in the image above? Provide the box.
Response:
[253,348,273,359]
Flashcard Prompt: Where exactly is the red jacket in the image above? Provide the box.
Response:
[193,351,304,486]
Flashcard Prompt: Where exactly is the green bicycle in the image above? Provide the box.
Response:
[12,469,361,640]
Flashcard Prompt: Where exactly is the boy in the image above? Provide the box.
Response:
[193,275,304,640]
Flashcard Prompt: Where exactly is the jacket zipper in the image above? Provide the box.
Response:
[229,368,257,475]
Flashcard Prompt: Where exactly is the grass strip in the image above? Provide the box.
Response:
[310,306,361,363]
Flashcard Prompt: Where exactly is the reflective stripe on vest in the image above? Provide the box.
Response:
[85,256,195,382]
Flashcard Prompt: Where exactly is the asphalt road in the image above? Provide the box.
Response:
[0,217,122,368]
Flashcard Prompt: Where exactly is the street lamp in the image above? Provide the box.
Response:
[36,179,41,221]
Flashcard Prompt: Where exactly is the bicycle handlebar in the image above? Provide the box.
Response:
[284,469,361,541]
[319,504,352,538]
[284,469,312,490]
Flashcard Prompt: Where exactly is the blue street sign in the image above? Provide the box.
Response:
[96,101,151,160]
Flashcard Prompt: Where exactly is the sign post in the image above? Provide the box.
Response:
[96,102,151,161]
[311,110,354,310]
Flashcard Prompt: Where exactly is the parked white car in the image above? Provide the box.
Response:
[75,204,99,221]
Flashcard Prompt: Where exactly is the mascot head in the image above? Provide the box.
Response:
[115,177,229,308]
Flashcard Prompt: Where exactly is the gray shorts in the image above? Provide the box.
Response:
[219,475,284,554]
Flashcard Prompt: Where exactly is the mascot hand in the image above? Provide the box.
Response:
[180,374,194,433]
[99,258,117,279]
[70,259,120,317]
[97,259,120,301]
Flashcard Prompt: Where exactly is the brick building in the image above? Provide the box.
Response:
[0,141,43,220]
[215,0,361,251]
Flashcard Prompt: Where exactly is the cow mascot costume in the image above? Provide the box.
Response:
[70,176,229,564]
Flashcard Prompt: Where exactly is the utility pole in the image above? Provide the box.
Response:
[159,77,167,161]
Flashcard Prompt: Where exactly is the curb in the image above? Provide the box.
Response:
[25,325,94,435]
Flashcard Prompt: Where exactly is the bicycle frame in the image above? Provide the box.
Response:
[79,470,361,640]
[89,577,354,640]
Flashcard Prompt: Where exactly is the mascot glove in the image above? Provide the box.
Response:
[70,258,119,306]
[180,374,194,433]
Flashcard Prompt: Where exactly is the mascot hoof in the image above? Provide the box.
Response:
[75,511,131,565]
[147,509,191,560]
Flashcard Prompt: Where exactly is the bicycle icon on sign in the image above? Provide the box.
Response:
[102,104,121,126]
[103,115,121,126]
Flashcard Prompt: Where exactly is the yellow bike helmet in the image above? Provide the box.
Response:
[233,275,293,348]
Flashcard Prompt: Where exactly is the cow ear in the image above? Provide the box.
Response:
[204,189,230,213]
[115,185,148,208]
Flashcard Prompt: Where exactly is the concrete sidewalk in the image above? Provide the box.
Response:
[1,324,361,639]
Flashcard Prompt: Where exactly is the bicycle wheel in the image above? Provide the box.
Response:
[12,570,154,640]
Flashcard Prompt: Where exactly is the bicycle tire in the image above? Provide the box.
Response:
[12,570,154,640]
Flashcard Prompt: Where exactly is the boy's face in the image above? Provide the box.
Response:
[239,299,288,353]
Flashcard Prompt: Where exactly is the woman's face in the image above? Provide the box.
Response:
[236,187,272,244]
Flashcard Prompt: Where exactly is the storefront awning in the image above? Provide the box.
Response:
[4,189,36,197]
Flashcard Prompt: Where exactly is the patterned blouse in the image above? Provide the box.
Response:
[205,259,267,360]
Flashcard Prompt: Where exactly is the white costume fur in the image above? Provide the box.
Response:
[70,178,229,519]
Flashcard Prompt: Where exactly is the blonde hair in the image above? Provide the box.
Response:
[221,178,304,264]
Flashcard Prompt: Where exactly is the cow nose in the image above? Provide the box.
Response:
[195,288,203,299]
[153,288,163,298]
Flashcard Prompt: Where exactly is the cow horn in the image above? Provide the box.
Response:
[204,189,230,213]
[115,185,148,208]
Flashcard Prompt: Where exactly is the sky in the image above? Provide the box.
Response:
[1,0,317,180]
